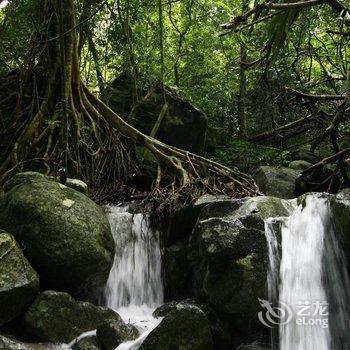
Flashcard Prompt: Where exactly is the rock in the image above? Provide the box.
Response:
[189,196,289,332]
[96,319,138,350]
[291,145,320,164]
[102,75,207,154]
[72,336,102,350]
[328,189,350,263]
[165,196,242,247]
[0,172,114,299]
[153,299,197,318]
[140,302,213,350]
[65,179,89,196]
[0,334,56,350]
[22,291,123,343]
[0,232,39,326]
[288,160,312,171]
[164,241,192,299]
[253,166,300,199]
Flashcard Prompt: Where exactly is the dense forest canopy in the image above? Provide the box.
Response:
[0,0,349,204]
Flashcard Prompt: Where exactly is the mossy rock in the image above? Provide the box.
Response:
[0,172,114,299]
[189,196,289,332]
[288,160,312,171]
[253,166,300,199]
[140,302,213,350]
[22,291,123,343]
[96,319,139,350]
[0,232,39,326]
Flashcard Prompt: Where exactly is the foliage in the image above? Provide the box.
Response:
[213,139,291,172]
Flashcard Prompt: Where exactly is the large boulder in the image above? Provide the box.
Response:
[189,196,289,332]
[164,241,192,300]
[0,231,39,326]
[0,172,114,299]
[140,301,213,350]
[96,318,139,350]
[22,291,124,343]
[253,166,300,199]
[102,75,207,154]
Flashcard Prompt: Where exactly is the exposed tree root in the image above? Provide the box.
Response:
[0,0,258,208]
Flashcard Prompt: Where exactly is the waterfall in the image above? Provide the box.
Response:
[104,204,164,350]
[264,195,350,350]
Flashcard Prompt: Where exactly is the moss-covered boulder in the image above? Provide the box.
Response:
[0,172,114,299]
[253,166,300,199]
[189,196,289,332]
[0,232,39,326]
[140,302,213,350]
[288,160,312,171]
[22,291,123,343]
[102,75,207,154]
[96,319,139,350]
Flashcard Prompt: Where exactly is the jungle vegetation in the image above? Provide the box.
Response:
[0,0,349,206]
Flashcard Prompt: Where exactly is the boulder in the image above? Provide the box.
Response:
[253,166,300,199]
[140,301,213,350]
[0,232,39,326]
[102,75,207,154]
[288,160,312,171]
[0,172,114,299]
[290,145,320,164]
[72,336,102,350]
[189,196,289,332]
[22,291,124,343]
[96,319,138,350]
[163,241,192,299]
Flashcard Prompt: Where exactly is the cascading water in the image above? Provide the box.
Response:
[104,204,164,350]
[264,195,350,350]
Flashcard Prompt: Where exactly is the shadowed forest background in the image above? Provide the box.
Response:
[0,0,350,206]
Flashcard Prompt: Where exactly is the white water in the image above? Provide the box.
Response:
[265,195,350,350]
[104,205,164,350]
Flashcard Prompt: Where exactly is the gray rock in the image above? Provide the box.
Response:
[189,196,289,332]
[253,166,300,199]
[288,160,312,171]
[0,232,39,326]
[96,319,139,350]
[0,172,114,299]
[102,75,207,154]
[140,302,213,350]
[22,291,123,343]
[65,179,89,196]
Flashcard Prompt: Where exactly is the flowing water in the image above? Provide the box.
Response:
[264,195,350,350]
[104,204,164,350]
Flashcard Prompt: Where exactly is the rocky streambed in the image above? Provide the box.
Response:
[1,172,350,349]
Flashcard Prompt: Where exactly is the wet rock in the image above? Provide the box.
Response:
[96,318,138,350]
[0,172,114,300]
[0,232,39,326]
[253,166,300,199]
[189,196,289,332]
[22,291,122,343]
[71,336,102,350]
[141,301,213,350]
